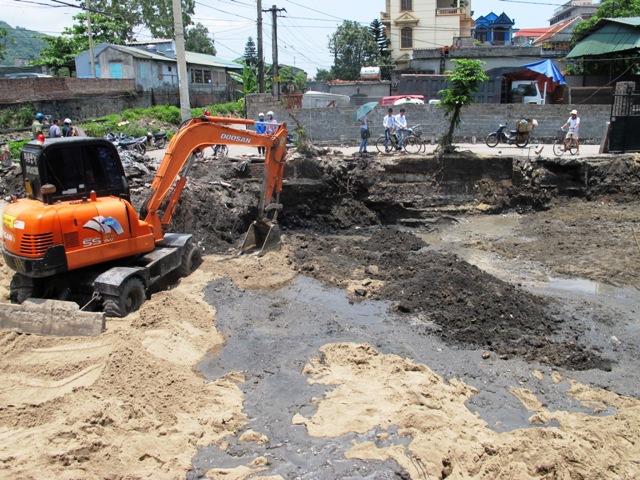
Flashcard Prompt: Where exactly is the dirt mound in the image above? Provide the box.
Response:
[287,226,613,371]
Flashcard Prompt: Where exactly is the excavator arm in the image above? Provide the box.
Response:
[140,116,287,253]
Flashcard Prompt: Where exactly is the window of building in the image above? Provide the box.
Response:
[401,27,413,49]
[109,62,122,79]
[401,0,412,11]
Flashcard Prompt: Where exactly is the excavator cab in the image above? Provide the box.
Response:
[21,138,130,204]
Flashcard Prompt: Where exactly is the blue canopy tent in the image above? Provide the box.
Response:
[506,59,567,104]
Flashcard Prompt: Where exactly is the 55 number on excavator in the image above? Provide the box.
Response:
[0,115,288,335]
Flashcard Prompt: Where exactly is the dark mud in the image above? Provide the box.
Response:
[1,150,637,372]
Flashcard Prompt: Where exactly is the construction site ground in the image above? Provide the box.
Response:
[0,140,639,479]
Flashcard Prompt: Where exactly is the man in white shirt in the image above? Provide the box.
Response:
[394,108,408,150]
[562,109,580,154]
[382,108,395,153]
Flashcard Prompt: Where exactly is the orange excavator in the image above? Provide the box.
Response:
[0,115,287,333]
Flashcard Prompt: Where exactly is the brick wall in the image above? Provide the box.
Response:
[0,78,137,103]
[0,78,158,124]
[247,94,610,145]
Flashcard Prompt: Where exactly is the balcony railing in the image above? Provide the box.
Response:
[437,7,463,15]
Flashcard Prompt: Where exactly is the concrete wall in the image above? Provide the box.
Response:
[248,94,609,144]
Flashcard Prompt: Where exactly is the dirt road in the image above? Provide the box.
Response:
[0,146,638,479]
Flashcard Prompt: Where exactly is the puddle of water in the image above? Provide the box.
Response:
[549,277,638,300]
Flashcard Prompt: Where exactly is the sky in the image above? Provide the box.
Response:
[0,0,584,74]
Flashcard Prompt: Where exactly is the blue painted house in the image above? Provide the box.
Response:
[473,12,515,46]
[74,41,243,105]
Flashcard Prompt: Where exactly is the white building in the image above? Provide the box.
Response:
[381,0,474,69]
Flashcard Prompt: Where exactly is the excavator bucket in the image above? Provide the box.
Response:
[240,220,281,256]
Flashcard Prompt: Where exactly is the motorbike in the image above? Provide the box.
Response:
[485,119,536,148]
[107,132,147,155]
[146,130,167,149]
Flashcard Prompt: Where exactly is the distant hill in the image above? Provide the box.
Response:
[0,21,48,66]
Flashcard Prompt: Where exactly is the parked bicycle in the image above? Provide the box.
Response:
[375,124,424,154]
[552,128,578,156]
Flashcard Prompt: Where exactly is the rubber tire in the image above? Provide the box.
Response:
[9,273,38,304]
[568,142,578,155]
[103,277,146,318]
[404,136,422,154]
[485,134,499,148]
[155,137,166,149]
[516,136,529,148]
[375,136,387,153]
[553,141,565,157]
[216,145,229,158]
[176,240,202,277]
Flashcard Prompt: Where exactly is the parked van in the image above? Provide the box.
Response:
[379,95,425,106]
[302,91,351,108]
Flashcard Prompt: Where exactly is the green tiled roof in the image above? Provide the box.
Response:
[567,17,640,58]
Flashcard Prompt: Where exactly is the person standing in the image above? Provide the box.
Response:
[562,109,580,154]
[32,113,44,139]
[358,113,370,156]
[382,108,395,153]
[255,112,267,155]
[394,108,408,150]
[62,118,75,137]
[49,118,61,138]
[265,111,278,135]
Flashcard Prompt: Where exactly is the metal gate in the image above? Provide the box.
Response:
[609,82,640,153]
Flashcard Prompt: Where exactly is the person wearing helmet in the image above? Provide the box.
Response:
[265,111,278,136]
[62,118,75,137]
[255,112,267,155]
[561,109,580,154]
[32,113,44,139]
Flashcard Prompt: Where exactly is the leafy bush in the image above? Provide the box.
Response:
[0,105,37,129]
[8,140,29,159]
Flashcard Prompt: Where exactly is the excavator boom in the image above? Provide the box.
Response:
[141,115,287,255]
[0,116,288,333]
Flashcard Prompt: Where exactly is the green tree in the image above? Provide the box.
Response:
[33,36,79,75]
[32,13,129,73]
[293,71,307,93]
[328,20,378,80]
[90,0,195,39]
[315,68,332,81]
[185,23,216,55]
[570,0,640,76]
[370,19,393,80]
[438,59,488,152]
[0,27,7,60]
[243,37,258,66]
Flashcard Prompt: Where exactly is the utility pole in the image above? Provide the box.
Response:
[257,0,264,93]
[85,0,96,78]
[172,0,191,122]
[263,5,286,97]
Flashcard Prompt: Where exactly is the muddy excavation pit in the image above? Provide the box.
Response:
[179,150,640,478]
[1,148,639,479]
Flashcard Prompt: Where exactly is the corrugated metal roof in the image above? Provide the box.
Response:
[98,44,243,69]
[107,45,175,62]
[567,17,640,58]
[185,52,243,70]
[532,17,579,46]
